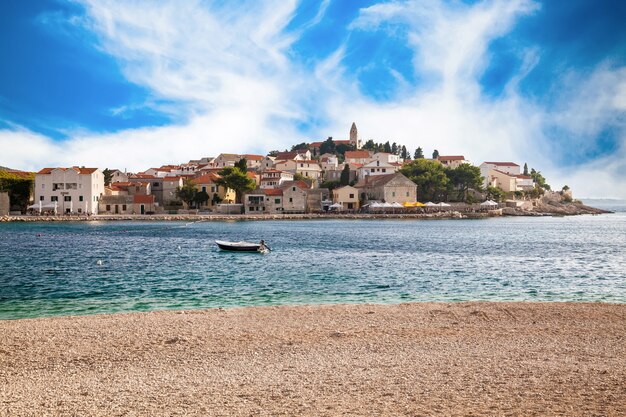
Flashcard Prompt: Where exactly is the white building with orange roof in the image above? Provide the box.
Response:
[259,170,294,189]
[480,162,521,188]
[35,167,104,214]
[344,150,371,165]
[437,155,468,168]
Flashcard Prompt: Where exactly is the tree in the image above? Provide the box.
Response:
[291,142,309,151]
[103,168,113,186]
[523,163,529,176]
[267,150,280,157]
[383,141,392,153]
[340,164,351,186]
[400,159,449,202]
[319,137,336,155]
[175,179,198,208]
[335,143,355,157]
[319,180,340,192]
[401,145,408,160]
[215,167,256,204]
[530,168,551,190]
[0,170,34,212]
[414,147,424,159]
[432,149,439,159]
[194,190,210,208]
[391,142,398,154]
[446,163,483,202]
[486,186,504,202]
[363,139,376,151]
[562,185,570,192]
[235,158,247,173]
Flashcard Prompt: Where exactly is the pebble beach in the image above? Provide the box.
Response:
[1,302,624,416]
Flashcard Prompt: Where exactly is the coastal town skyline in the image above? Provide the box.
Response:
[1,0,625,200]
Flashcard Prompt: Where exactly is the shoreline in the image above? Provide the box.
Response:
[0,205,613,222]
[1,301,624,415]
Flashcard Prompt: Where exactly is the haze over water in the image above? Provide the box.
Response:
[1,213,625,319]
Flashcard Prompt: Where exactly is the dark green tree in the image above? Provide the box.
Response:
[485,186,504,202]
[215,167,256,204]
[0,170,34,212]
[523,163,529,176]
[291,142,309,151]
[194,190,210,207]
[175,179,198,208]
[391,142,398,154]
[319,180,340,192]
[363,139,376,151]
[445,163,483,202]
[400,159,449,202]
[102,168,113,186]
[235,158,247,173]
[383,141,392,153]
[414,147,424,159]
[432,149,439,159]
[319,137,336,155]
[340,164,351,186]
[401,145,408,160]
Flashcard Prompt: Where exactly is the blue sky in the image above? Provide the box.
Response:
[1,0,625,197]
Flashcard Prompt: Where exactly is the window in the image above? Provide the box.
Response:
[53,183,64,191]
[371,169,375,173]
[202,186,206,192]
[122,205,127,211]
[382,169,386,173]
[289,198,293,203]
[349,193,354,199]
[153,182,160,187]
[392,192,396,197]
[406,192,409,197]
[274,198,280,204]
[292,187,296,191]
[106,205,111,211]
[64,196,71,202]
[39,196,44,201]
[51,196,58,202]
[79,196,84,202]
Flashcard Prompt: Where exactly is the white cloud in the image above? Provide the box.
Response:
[0,0,624,198]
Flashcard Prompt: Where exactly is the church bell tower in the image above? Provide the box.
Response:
[349,122,361,149]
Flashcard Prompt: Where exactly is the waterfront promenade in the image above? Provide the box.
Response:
[1,302,624,416]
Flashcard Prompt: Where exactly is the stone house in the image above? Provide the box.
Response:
[332,185,360,210]
[355,173,417,204]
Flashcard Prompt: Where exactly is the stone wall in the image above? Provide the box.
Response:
[0,192,9,216]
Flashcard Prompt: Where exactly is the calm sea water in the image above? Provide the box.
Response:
[1,213,625,319]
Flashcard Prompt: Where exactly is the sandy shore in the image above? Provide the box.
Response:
[1,302,624,416]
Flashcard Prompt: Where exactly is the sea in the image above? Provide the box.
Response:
[1,204,625,319]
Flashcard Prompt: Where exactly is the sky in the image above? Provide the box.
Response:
[1,0,625,198]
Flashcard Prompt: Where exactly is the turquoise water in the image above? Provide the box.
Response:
[1,214,625,319]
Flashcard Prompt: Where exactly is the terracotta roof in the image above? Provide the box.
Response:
[37,167,98,175]
[484,162,520,167]
[131,174,159,179]
[263,189,283,196]
[280,180,310,190]
[112,182,133,187]
[309,141,323,147]
[243,154,264,161]
[515,174,532,179]
[345,150,370,159]
[133,195,155,204]
[438,155,466,161]
[194,173,220,183]
[275,152,298,160]
[247,172,257,179]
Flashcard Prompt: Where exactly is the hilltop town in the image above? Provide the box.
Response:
[0,123,605,218]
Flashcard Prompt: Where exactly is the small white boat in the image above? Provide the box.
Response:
[215,240,267,252]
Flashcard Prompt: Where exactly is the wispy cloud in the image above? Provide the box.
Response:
[0,0,624,198]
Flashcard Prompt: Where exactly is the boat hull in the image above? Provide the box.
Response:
[215,240,262,252]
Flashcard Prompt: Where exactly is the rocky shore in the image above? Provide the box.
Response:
[1,302,624,416]
[0,201,612,222]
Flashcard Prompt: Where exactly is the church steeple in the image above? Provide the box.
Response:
[349,122,361,149]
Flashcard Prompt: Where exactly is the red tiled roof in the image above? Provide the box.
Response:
[133,195,155,204]
[438,155,465,161]
[515,175,532,179]
[263,189,283,196]
[484,162,520,166]
[37,167,98,175]
[194,173,220,184]
[345,150,370,159]
[275,152,298,160]
[243,154,264,161]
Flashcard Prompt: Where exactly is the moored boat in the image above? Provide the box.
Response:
[215,240,263,252]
